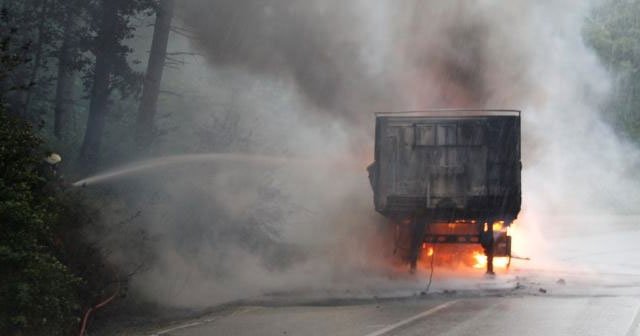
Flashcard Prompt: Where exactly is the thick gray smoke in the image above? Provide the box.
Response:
[97,1,640,307]
[179,1,537,121]
[178,0,400,127]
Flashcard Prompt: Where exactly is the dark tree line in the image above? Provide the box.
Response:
[2,0,175,171]
[0,1,176,334]
[585,0,640,142]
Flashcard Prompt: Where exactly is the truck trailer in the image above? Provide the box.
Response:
[367,109,521,274]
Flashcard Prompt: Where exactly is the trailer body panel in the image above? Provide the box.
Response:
[369,112,521,222]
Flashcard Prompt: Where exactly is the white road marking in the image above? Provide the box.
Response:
[364,300,459,336]
[150,321,204,336]
[626,304,640,336]
[149,307,261,335]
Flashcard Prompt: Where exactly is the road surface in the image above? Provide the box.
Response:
[143,290,639,336]
[135,216,640,336]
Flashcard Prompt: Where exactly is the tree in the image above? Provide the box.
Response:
[77,1,118,167]
[136,0,175,146]
[0,20,81,335]
[21,0,49,117]
[2,0,69,121]
[0,12,123,334]
[53,0,88,139]
[53,21,75,138]
[0,1,44,117]
[78,0,152,168]
[585,0,640,141]
[0,0,89,134]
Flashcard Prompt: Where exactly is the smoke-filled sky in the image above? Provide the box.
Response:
[99,1,640,307]
[178,0,640,211]
[179,1,537,123]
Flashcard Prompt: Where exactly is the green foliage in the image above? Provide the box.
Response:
[584,0,640,140]
[0,110,82,335]
[0,11,112,334]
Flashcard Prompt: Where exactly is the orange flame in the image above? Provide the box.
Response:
[411,220,515,272]
[472,251,510,269]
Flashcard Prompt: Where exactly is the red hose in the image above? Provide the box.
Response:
[78,266,120,336]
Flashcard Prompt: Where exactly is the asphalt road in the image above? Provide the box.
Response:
[144,293,639,336]
[138,263,640,336]
[137,216,640,336]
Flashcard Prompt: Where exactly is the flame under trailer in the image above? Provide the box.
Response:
[367,109,521,274]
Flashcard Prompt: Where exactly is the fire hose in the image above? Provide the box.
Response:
[78,265,120,336]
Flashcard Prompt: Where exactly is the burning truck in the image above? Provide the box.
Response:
[367,109,521,274]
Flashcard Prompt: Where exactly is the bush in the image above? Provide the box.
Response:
[0,110,82,335]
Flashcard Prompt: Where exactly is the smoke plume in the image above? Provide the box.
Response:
[95,1,640,307]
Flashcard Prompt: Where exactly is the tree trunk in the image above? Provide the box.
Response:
[135,0,175,146]
[53,16,75,139]
[22,0,49,117]
[78,0,118,168]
